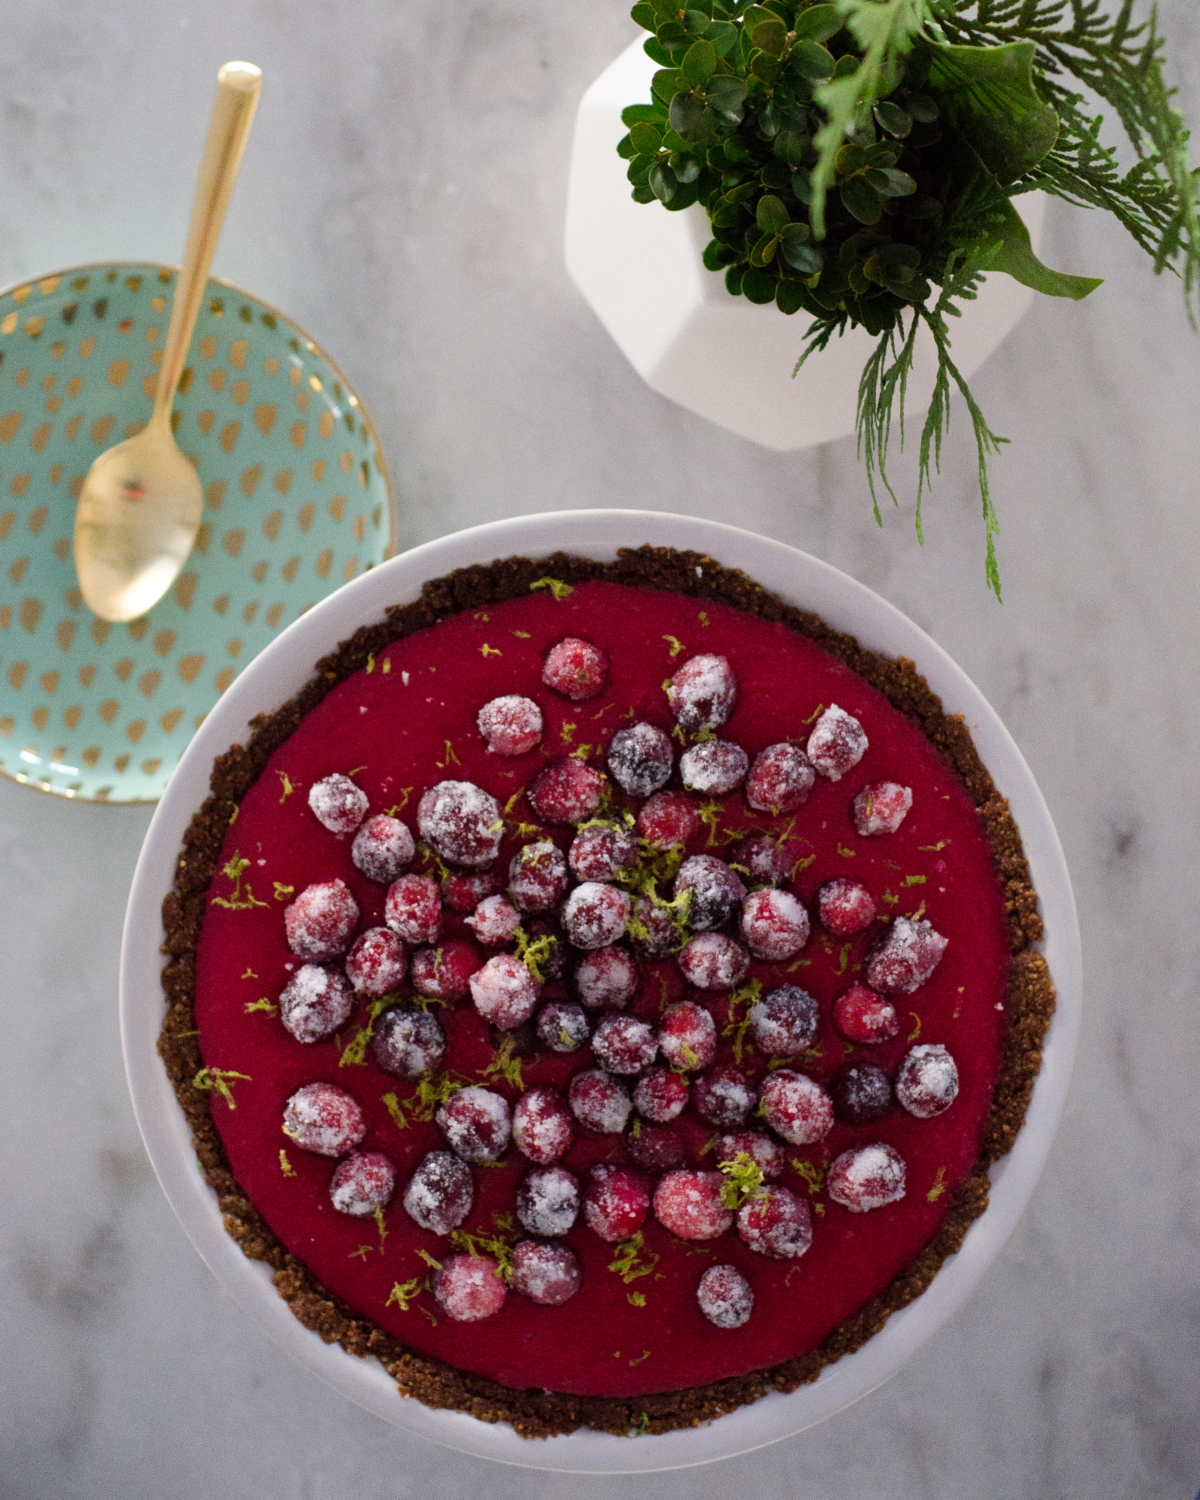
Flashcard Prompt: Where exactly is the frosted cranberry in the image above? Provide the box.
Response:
[478,694,544,756]
[740,888,810,960]
[866,916,948,994]
[525,916,567,979]
[562,882,631,949]
[584,1164,650,1243]
[410,939,482,1001]
[829,1062,893,1125]
[307,772,368,835]
[329,1150,395,1217]
[637,791,701,850]
[758,1070,834,1145]
[606,721,673,797]
[516,1166,581,1236]
[653,1169,732,1241]
[433,1254,506,1321]
[371,1008,445,1080]
[833,982,898,1043]
[896,1044,959,1118]
[715,1131,785,1180]
[536,999,591,1052]
[568,821,638,882]
[745,743,815,814]
[384,873,441,945]
[436,1086,512,1164]
[749,985,818,1057]
[592,1015,658,1075]
[542,636,608,701]
[282,1082,366,1157]
[345,928,407,997]
[633,1067,689,1122]
[827,1143,907,1212]
[806,703,868,780]
[574,946,639,1011]
[738,1184,812,1259]
[469,953,540,1029]
[693,1065,754,1127]
[528,760,607,825]
[417,780,504,867]
[284,880,359,960]
[512,1086,574,1163]
[732,834,792,886]
[817,877,877,937]
[567,1069,632,1133]
[674,854,746,931]
[680,739,749,795]
[465,893,522,947]
[279,964,354,1043]
[629,894,682,957]
[441,869,499,912]
[403,1150,473,1233]
[510,1240,581,1305]
[677,932,749,990]
[508,841,569,912]
[658,1000,717,1072]
[853,781,912,836]
[350,813,415,884]
[628,1121,686,1172]
[667,654,736,731]
[697,1263,753,1328]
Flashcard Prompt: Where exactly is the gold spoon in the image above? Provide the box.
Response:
[73,61,262,623]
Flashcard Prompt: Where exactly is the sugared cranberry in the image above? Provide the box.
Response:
[384,874,441,946]
[528,760,607,825]
[658,1000,717,1072]
[758,1070,834,1145]
[693,1065,755,1127]
[433,1254,506,1322]
[478,694,544,756]
[510,1240,581,1305]
[833,982,899,1043]
[562,882,630,949]
[732,834,793,886]
[574,946,639,1011]
[403,1149,474,1233]
[516,1166,581,1237]
[345,928,407,997]
[745,743,815,814]
[536,999,591,1052]
[352,813,416,884]
[827,1143,907,1212]
[282,1082,366,1157]
[637,791,701,850]
[896,1044,959,1118]
[436,1086,511,1163]
[469,953,540,1030]
[629,894,682,957]
[440,869,499,912]
[739,887,810,960]
[410,939,482,1001]
[677,932,750,990]
[606,721,673,797]
[680,739,749,795]
[329,1150,395,1217]
[653,1169,732,1241]
[807,704,868,781]
[697,1263,753,1328]
[852,781,912,836]
[817,877,877,936]
[512,1086,574,1163]
[634,1067,690,1122]
[667,654,737,731]
[417,780,504,867]
[737,1184,812,1259]
[749,985,818,1057]
[465,892,522,947]
[829,1062,893,1125]
[542,637,609,701]
[308,772,368,835]
[284,880,359,960]
[585,1163,651,1243]
[674,854,746,931]
[628,1121,686,1172]
[866,916,948,993]
[592,1014,658,1075]
[568,821,638,882]
[508,841,569,912]
[715,1131,785,1180]
[567,1069,632,1133]
[371,1007,445,1080]
[279,964,354,1043]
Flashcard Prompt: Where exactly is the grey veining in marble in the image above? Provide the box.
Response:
[3,1,1200,1496]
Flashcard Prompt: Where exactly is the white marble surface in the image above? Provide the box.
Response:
[2,1,1200,1496]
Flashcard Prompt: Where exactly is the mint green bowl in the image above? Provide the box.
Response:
[0,263,393,802]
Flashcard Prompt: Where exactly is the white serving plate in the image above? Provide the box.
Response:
[120,510,1081,1472]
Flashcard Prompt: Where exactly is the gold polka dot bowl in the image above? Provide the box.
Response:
[0,263,393,802]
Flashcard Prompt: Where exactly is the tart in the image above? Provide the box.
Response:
[158,546,1054,1438]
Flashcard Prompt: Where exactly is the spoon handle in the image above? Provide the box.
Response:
[153,60,262,425]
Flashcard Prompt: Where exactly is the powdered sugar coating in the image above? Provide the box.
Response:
[383,873,442,946]
[667,654,737,731]
[351,814,416,884]
[573,946,639,1012]
[732,834,793,887]
[468,953,540,1029]
[737,1184,813,1260]
[516,1165,581,1237]
[674,854,746,931]
[329,1150,395,1217]
[745,743,815,814]
[827,1143,907,1212]
[895,1044,960,1118]
[867,916,949,994]
[817,876,877,937]
[677,931,750,990]
[508,841,569,912]
[806,704,868,781]
[739,887,810,960]
[308,772,369,835]
[536,999,591,1052]
[542,637,609,701]
[633,1066,690,1122]
[653,1169,732,1241]
[591,1014,658,1076]
[409,939,481,1001]
[606,721,674,798]
[477,694,544,756]
[693,1065,755,1127]
[284,880,360,961]
[512,1086,574,1163]
[715,1130,785,1180]
[568,822,639,882]
[344,927,407,997]
[758,1069,834,1145]
[637,790,702,850]
[748,985,818,1057]
[562,882,631,950]
[680,739,749,795]
[282,1082,367,1158]
[567,1069,633,1134]
[510,1240,582,1306]
[433,1253,506,1321]
[833,982,899,1043]
[403,1150,474,1233]
[436,1086,512,1164]
[279,964,354,1043]
[584,1163,651,1243]
[853,781,913,837]
[697,1263,754,1328]
[417,780,503,867]
[465,893,522,947]
[528,760,607,825]
[658,999,717,1072]
[371,1008,445,1081]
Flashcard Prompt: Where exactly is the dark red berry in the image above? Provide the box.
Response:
[330,1150,395,1217]
[344,927,406,997]
[827,1143,906,1212]
[658,999,717,1072]
[584,1163,650,1243]
[284,880,359,961]
[516,1166,581,1237]
[567,1069,632,1133]
[758,1070,834,1145]
[697,1263,753,1327]
[417,779,504,867]
[667,654,737,731]
[436,1085,512,1163]
[510,1240,581,1305]
[694,1065,755,1127]
[674,854,746,931]
[637,790,701,850]
[653,1169,732,1241]
[677,932,749,990]
[508,840,569,912]
[574,946,639,1011]
[282,1082,366,1157]
[829,1062,893,1125]
[477,694,544,756]
[817,877,877,936]
[866,916,948,993]
[737,1184,812,1259]
[895,1044,959,1118]
[525,915,567,979]
[732,834,793,886]
[384,873,441,945]
[745,743,815,814]
[739,887,809,960]
[629,894,682,957]
[568,821,638,882]
[628,1121,686,1173]
[536,999,591,1052]
[512,1086,574,1163]
[633,1067,690,1123]
[749,985,818,1057]
[806,703,868,781]
[679,739,749,795]
[562,882,631,949]
[542,637,609,701]
[592,1014,658,1075]
[715,1131,784,1180]
[371,1008,445,1080]
[308,772,368,835]
[410,939,482,1002]
[403,1150,474,1233]
[469,953,540,1029]
[433,1253,506,1321]
[528,760,607,825]
[464,893,522,946]
[852,781,912,836]
[352,813,416,884]
[440,869,499,913]
[606,721,673,797]
[279,964,354,1043]
[832,982,898,1043]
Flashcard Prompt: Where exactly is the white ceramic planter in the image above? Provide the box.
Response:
[565,38,1044,452]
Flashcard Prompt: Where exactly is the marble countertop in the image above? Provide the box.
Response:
[3,2,1200,1496]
